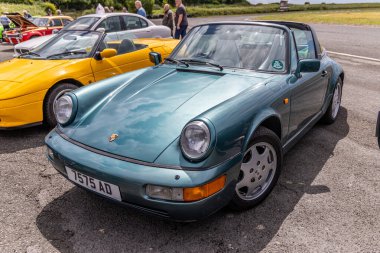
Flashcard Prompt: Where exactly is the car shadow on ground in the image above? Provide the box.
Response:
[36,108,349,253]
[0,125,49,154]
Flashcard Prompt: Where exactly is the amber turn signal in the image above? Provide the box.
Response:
[183,175,226,202]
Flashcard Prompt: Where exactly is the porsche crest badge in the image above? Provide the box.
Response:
[109,133,119,142]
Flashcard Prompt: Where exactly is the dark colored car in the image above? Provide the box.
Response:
[46,21,344,221]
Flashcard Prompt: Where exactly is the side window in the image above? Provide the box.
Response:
[140,18,148,28]
[291,28,316,60]
[100,34,139,56]
[97,17,122,33]
[122,16,142,30]
[51,19,63,27]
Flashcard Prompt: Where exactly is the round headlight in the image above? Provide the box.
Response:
[180,121,211,160]
[54,95,73,125]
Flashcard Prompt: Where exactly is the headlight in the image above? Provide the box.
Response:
[180,120,211,161]
[54,95,73,125]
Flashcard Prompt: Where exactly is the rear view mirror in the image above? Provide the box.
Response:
[295,59,321,78]
[99,48,117,59]
[149,52,162,65]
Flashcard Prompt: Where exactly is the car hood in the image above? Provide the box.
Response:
[6,13,38,29]
[68,66,276,163]
[0,59,72,99]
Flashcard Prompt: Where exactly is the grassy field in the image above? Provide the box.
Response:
[256,9,380,26]
[0,3,46,16]
[152,3,380,18]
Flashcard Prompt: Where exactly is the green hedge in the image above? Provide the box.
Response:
[152,3,380,17]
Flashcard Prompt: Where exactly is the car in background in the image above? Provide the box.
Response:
[13,13,172,55]
[45,21,344,221]
[0,30,179,129]
[3,13,73,44]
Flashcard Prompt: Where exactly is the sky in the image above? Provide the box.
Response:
[248,0,380,3]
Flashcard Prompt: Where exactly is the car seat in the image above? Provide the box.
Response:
[118,39,136,54]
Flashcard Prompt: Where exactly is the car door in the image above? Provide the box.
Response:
[288,28,329,136]
[90,34,153,81]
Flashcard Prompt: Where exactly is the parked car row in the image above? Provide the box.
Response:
[41,21,344,221]
[13,13,172,56]
[1,19,347,221]
[2,13,73,44]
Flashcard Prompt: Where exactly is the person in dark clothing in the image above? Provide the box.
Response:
[174,0,188,40]
[162,4,174,37]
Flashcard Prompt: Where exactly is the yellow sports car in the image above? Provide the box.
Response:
[0,30,178,129]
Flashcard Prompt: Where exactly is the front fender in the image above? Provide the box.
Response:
[242,108,282,152]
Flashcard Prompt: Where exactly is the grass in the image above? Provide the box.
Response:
[256,9,380,26]
[152,3,380,18]
[0,3,46,16]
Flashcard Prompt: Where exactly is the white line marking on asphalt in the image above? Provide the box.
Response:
[327,51,380,63]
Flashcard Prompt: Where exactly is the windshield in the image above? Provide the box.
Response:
[63,17,100,30]
[171,24,288,72]
[20,30,101,60]
[32,18,49,27]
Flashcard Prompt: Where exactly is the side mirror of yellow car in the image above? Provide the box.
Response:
[98,48,117,60]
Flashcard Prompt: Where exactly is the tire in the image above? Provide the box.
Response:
[44,83,78,128]
[229,126,282,211]
[322,78,343,124]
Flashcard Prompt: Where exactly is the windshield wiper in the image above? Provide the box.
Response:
[18,52,40,58]
[165,57,189,67]
[180,59,223,71]
[47,50,87,59]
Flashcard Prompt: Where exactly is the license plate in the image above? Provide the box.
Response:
[65,167,122,201]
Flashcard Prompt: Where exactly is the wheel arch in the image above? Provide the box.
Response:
[242,109,283,152]
[42,79,83,119]
[339,71,344,85]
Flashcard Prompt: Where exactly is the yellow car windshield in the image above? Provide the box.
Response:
[22,30,101,60]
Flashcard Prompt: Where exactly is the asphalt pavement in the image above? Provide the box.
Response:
[0,16,379,253]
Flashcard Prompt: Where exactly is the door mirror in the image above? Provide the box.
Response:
[295,59,321,78]
[149,52,162,65]
[376,111,380,148]
[98,48,117,59]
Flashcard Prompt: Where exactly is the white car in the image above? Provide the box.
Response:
[14,13,172,56]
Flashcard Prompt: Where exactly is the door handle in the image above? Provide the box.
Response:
[321,70,328,77]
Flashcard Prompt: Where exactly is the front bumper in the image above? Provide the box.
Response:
[45,129,242,221]
[4,34,23,44]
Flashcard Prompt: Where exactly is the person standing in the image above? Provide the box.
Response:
[122,6,129,13]
[174,0,188,40]
[56,9,63,16]
[23,10,32,19]
[96,4,105,14]
[162,4,173,37]
[135,1,146,18]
